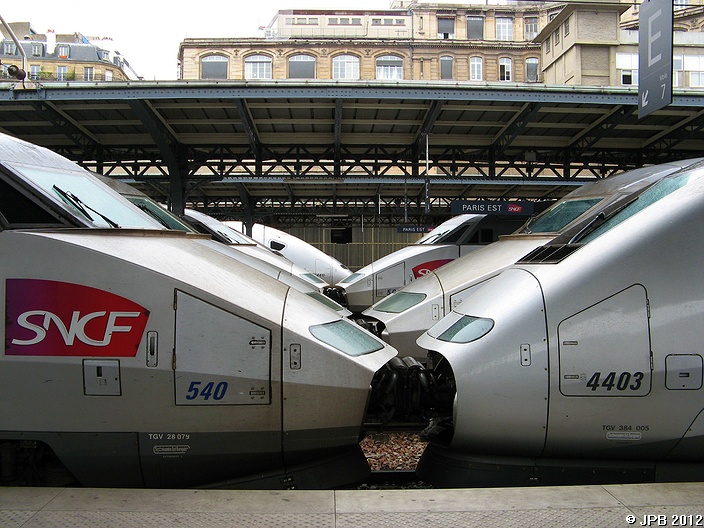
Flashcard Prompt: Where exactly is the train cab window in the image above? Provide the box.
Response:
[523,198,601,233]
[580,171,693,243]
[11,165,163,229]
[310,319,384,357]
[270,240,286,251]
[127,197,193,231]
[468,228,495,244]
[306,291,347,312]
[480,228,494,243]
[0,178,65,227]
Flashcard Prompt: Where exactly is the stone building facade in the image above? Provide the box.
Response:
[0,22,134,82]
[537,0,704,88]
[178,1,557,83]
[179,0,704,90]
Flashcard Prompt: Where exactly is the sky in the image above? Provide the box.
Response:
[1,0,394,80]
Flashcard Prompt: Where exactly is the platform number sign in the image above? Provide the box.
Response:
[638,0,673,119]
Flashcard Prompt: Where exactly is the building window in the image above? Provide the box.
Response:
[289,54,316,79]
[376,55,403,80]
[564,16,570,37]
[57,65,68,81]
[440,56,453,80]
[3,42,17,55]
[245,54,272,79]
[467,16,484,39]
[333,54,360,80]
[499,58,512,81]
[105,70,113,81]
[553,29,560,46]
[201,54,228,79]
[691,71,704,87]
[371,18,402,26]
[674,0,689,9]
[685,55,704,87]
[470,56,483,81]
[438,18,455,39]
[544,35,551,54]
[29,65,40,80]
[31,43,43,57]
[57,44,70,58]
[83,67,94,81]
[673,55,683,87]
[525,17,538,40]
[496,17,513,41]
[526,58,539,82]
[616,52,639,85]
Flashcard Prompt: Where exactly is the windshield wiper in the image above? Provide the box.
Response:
[133,202,171,229]
[519,214,536,234]
[52,185,120,228]
[569,195,639,244]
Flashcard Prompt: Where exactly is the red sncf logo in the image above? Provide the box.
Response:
[412,259,454,279]
[5,279,150,357]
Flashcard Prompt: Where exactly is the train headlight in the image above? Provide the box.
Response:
[338,272,365,285]
[310,319,385,357]
[429,314,494,344]
[373,291,427,313]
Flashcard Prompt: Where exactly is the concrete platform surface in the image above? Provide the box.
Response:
[0,482,703,527]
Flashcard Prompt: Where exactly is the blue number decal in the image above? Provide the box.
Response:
[185,380,228,401]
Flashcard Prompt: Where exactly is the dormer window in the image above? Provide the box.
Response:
[57,45,70,59]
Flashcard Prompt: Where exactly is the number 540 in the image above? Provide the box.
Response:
[185,380,228,401]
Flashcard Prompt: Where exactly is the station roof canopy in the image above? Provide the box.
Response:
[2,80,704,224]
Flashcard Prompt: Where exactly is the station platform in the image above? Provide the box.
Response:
[0,482,703,528]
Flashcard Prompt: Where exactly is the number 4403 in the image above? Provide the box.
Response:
[586,371,644,391]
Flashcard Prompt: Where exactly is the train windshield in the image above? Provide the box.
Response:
[374,291,427,313]
[306,291,348,312]
[310,319,384,356]
[580,170,694,244]
[417,221,476,245]
[127,197,194,231]
[522,198,601,234]
[11,164,162,229]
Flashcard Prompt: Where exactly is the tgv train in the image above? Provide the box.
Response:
[98,176,350,316]
[335,214,526,313]
[0,132,397,488]
[413,161,704,487]
[227,221,352,285]
[184,209,330,291]
[182,209,352,316]
[361,159,701,360]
